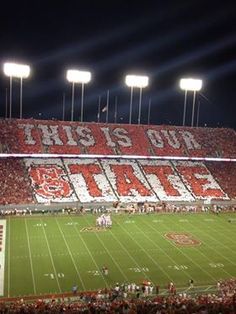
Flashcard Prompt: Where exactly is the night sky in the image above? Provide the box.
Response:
[0,0,236,129]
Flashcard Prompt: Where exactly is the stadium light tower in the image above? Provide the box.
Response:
[125,74,149,124]
[3,62,30,119]
[180,78,202,127]
[66,69,91,122]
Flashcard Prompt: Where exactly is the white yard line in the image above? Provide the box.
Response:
[116,219,174,282]
[70,217,110,288]
[55,218,86,290]
[204,285,214,291]
[24,219,37,294]
[188,220,236,269]
[140,218,217,282]
[7,218,10,297]
[40,219,61,293]
[0,220,6,296]
[109,229,153,281]
[196,218,236,256]
[166,216,235,277]
[90,236,129,283]
[83,217,129,282]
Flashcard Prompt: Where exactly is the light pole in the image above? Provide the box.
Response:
[66,69,91,122]
[125,74,149,124]
[147,98,151,125]
[3,62,30,119]
[62,92,66,121]
[180,78,202,127]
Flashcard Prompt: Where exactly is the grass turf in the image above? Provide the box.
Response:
[3,212,236,298]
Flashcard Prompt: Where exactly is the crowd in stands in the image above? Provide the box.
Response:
[0,119,235,158]
[0,120,235,205]
[0,278,235,313]
[0,158,235,205]
[207,162,236,199]
[0,158,33,205]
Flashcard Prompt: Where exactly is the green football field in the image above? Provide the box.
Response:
[3,212,236,298]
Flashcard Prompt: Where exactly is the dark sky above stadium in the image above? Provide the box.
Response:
[0,0,236,129]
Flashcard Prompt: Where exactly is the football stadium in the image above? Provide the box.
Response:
[1,1,236,312]
[0,119,235,312]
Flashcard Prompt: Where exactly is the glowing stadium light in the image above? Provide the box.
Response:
[66,69,91,84]
[3,62,31,119]
[180,78,202,91]
[179,78,202,127]
[66,69,91,122]
[3,62,30,78]
[125,74,149,124]
[125,75,149,88]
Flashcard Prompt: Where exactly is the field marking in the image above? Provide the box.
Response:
[161,217,222,281]
[134,223,194,280]
[204,285,214,291]
[205,215,236,233]
[24,219,37,294]
[198,217,236,254]
[69,217,110,289]
[55,218,86,290]
[164,216,234,278]
[7,218,10,297]
[140,218,217,282]
[115,220,174,282]
[83,216,129,283]
[0,220,6,296]
[107,227,153,281]
[185,220,236,271]
[182,216,236,264]
[40,219,62,293]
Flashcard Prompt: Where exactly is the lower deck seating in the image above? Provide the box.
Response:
[0,158,234,205]
[0,158,34,205]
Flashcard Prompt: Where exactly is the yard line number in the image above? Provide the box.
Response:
[34,223,47,227]
[44,273,65,279]
[129,267,149,273]
[88,270,101,276]
[209,263,224,268]
[168,265,188,270]
[65,222,78,226]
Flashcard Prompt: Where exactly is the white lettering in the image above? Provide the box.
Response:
[38,125,63,145]
[194,173,219,192]
[161,130,180,148]
[62,126,77,145]
[76,126,95,147]
[180,131,201,150]
[18,124,36,145]
[113,128,132,147]
[100,127,116,147]
[147,129,164,148]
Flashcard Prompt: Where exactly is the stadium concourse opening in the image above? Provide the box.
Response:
[0,118,235,312]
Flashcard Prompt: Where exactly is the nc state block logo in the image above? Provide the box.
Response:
[29,165,73,199]
[165,232,201,246]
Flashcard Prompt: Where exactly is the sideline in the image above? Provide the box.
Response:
[0,220,6,296]
[0,283,218,303]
